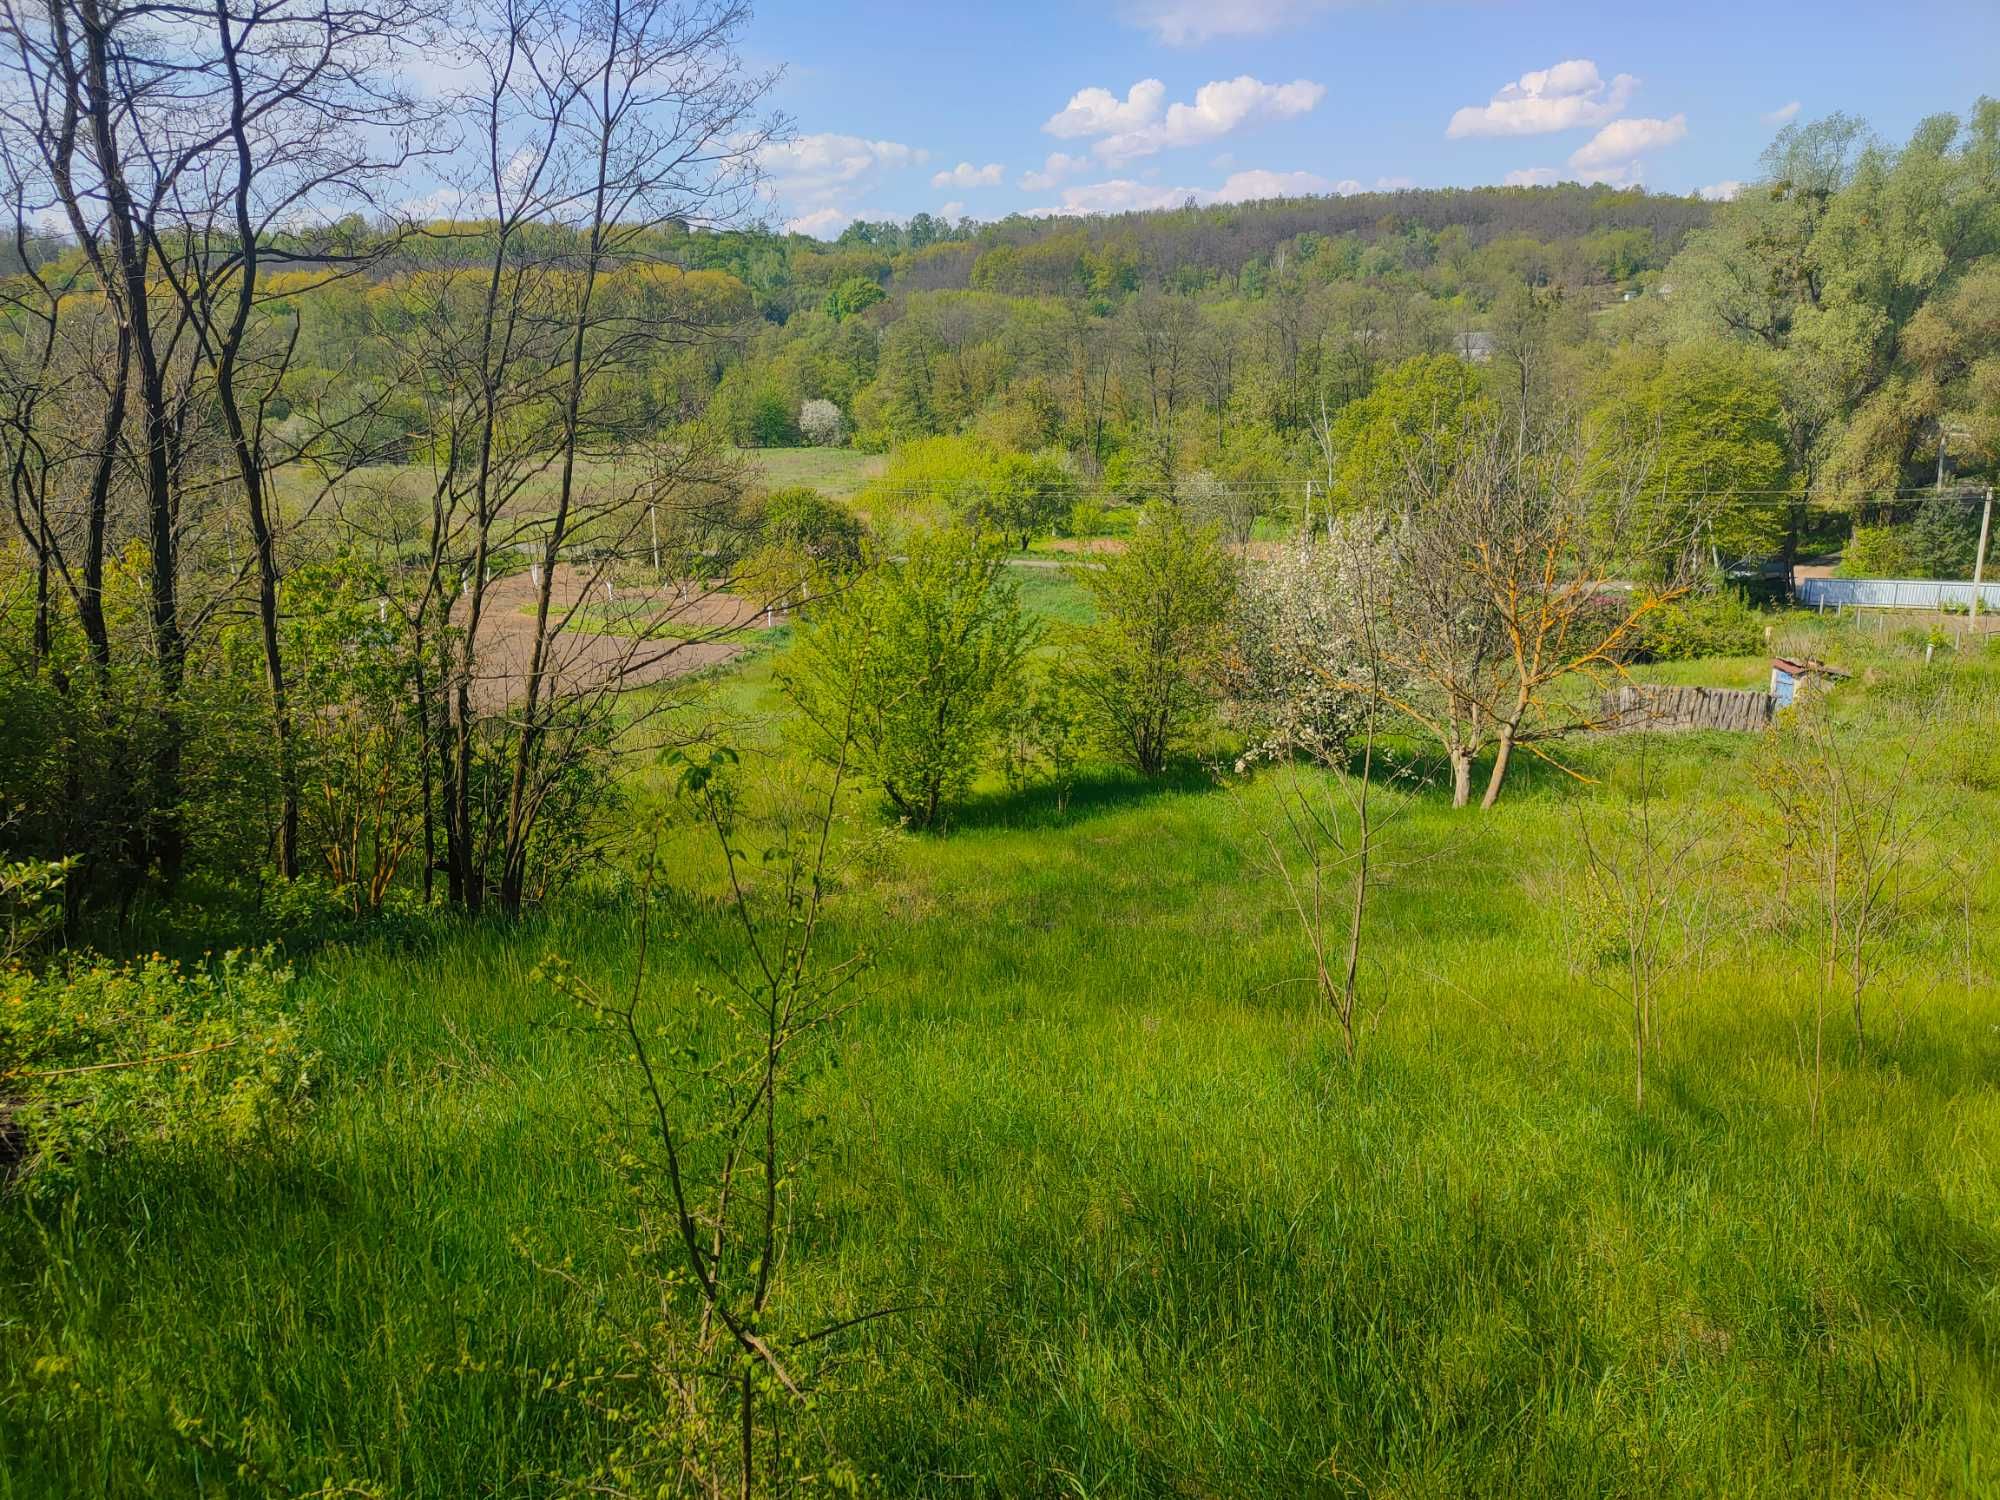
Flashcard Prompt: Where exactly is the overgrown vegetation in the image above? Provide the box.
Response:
[0,3,1995,1487]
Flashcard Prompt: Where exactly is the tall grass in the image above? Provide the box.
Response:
[2,618,1996,1496]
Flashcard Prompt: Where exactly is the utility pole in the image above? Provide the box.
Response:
[1972,485,1993,631]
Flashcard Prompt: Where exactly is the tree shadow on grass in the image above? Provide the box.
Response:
[946,762,1219,834]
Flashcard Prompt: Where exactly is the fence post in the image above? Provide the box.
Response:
[1973,486,1993,631]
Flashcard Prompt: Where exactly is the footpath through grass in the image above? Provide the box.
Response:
[2,619,1997,1496]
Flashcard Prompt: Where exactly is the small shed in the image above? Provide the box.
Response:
[1769,657,1846,708]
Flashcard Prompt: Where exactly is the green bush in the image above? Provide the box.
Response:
[778,528,1036,829]
[1,949,314,1193]
[1066,503,1237,775]
[1835,524,1918,579]
[1638,588,1768,661]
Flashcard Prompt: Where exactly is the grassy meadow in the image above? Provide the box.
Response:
[735,446,887,500]
[2,611,1997,1497]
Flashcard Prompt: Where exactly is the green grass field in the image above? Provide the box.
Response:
[3,617,1997,1497]
[733,445,886,499]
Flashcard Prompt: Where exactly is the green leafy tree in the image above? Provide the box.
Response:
[824,275,886,322]
[1585,341,1791,576]
[746,388,798,446]
[1668,103,2000,510]
[760,487,866,569]
[779,529,1035,828]
[1067,503,1236,776]
[1908,493,1982,579]
[979,451,1078,549]
[740,487,868,604]
[1834,524,1917,578]
[1326,354,1493,511]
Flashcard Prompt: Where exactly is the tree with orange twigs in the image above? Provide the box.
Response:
[1374,408,1687,808]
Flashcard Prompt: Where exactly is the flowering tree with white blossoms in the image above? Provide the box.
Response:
[1226,518,1399,768]
[1226,517,1417,1059]
[799,398,846,446]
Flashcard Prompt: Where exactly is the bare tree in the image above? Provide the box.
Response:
[1755,690,1935,1138]
[0,0,434,891]
[148,0,433,879]
[1570,735,1722,1111]
[382,0,775,912]
[1378,409,1685,808]
[1125,287,1198,495]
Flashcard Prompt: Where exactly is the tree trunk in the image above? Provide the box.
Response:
[81,0,185,885]
[1481,724,1518,809]
[211,5,298,878]
[499,13,622,914]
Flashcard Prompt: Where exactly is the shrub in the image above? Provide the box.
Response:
[1,949,313,1193]
[778,528,1035,829]
[1835,524,1917,579]
[1061,498,1110,539]
[1,857,70,965]
[1637,586,1767,661]
[997,666,1089,814]
[1067,503,1237,776]
[746,389,798,447]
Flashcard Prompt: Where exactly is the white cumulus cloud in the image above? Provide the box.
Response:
[1763,101,1800,126]
[1019,152,1089,190]
[761,133,931,239]
[1089,75,1327,164]
[1568,113,1688,175]
[1214,168,1334,200]
[760,133,928,207]
[1049,178,1202,214]
[931,161,1004,190]
[939,200,966,218]
[1041,164,1370,216]
[1044,80,1167,138]
[1504,167,1561,187]
[785,207,856,238]
[1699,179,1745,201]
[1447,59,1637,139]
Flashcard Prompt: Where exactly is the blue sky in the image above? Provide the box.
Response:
[740,0,2000,236]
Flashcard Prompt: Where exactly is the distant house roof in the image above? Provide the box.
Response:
[1454,330,1495,362]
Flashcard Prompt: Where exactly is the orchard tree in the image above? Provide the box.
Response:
[798,397,846,445]
[1377,409,1684,807]
[1068,503,1236,776]
[982,451,1077,549]
[779,528,1034,829]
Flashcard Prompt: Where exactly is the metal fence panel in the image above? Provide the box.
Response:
[1797,577,2000,610]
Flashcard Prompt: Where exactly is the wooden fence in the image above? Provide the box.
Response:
[1599,683,1776,733]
